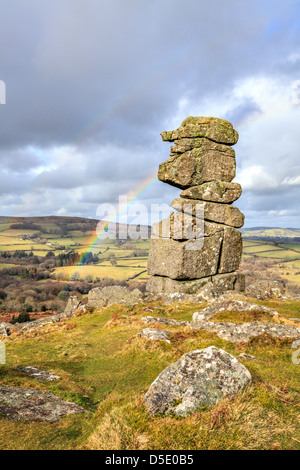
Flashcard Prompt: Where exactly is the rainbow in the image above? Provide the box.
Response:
[67,169,159,277]
[66,103,299,279]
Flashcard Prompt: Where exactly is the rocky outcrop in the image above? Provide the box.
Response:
[147,116,245,296]
[88,286,143,308]
[142,300,300,343]
[0,322,11,336]
[190,300,300,342]
[180,181,242,204]
[63,295,81,317]
[160,117,239,145]
[143,346,251,417]
[16,366,60,382]
[141,316,190,327]
[245,280,286,300]
[139,328,171,343]
[191,319,300,343]
[0,384,89,422]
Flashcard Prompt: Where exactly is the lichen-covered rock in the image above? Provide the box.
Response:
[190,300,300,342]
[171,198,244,228]
[88,286,143,308]
[180,181,242,204]
[190,319,300,343]
[170,138,236,156]
[0,322,11,336]
[63,295,81,317]
[139,328,171,343]
[212,272,245,293]
[158,149,236,189]
[143,346,251,417]
[245,280,286,300]
[219,226,243,273]
[146,272,245,295]
[16,366,60,382]
[146,276,211,294]
[152,214,223,240]
[238,354,258,361]
[141,316,189,327]
[0,385,89,422]
[147,233,223,280]
[191,300,282,323]
[147,115,243,297]
[161,116,239,145]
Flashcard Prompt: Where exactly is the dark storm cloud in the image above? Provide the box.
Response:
[0,0,299,225]
[1,0,299,148]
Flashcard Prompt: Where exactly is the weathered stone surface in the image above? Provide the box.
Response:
[146,276,211,294]
[63,295,81,317]
[195,272,245,300]
[170,138,236,156]
[180,181,242,204]
[161,116,239,145]
[14,315,59,332]
[190,319,300,343]
[158,150,236,189]
[16,366,60,382]
[212,272,245,293]
[219,226,243,273]
[147,115,243,296]
[191,300,282,323]
[0,322,11,336]
[88,286,143,308]
[152,214,223,240]
[146,272,245,295]
[171,198,244,228]
[147,233,223,280]
[190,300,300,342]
[143,346,251,417]
[139,328,172,343]
[238,354,258,361]
[245,280,286,300]
[141,316,190,327]
[0,384,89,422]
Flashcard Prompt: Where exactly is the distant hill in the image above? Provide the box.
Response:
[242,227,300,242]
[1,217,299,242]
[0,215,151,238]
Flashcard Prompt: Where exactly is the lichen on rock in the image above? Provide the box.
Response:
[143,346,251,417]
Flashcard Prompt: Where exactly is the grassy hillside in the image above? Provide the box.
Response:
[0,217,300,320]
[242,227,300,239]
[1,299,300,450]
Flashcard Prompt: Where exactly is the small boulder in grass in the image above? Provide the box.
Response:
[16,366,60,382]
[144,346,251,417]
[139,328,171,343]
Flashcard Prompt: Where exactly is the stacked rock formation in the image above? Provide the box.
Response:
[147,116,245,296]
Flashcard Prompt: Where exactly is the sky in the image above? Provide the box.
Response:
[0,0,300,228]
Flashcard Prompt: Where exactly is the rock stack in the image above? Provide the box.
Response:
[147,116,245,296]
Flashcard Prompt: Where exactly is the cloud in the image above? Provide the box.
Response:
[238,165,278,191]
[282,175,300,186]
[0,0,299,227]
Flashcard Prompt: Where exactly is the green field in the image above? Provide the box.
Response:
[1,216,300,285]
[54,264,149,281]
[243,245,283,253]
[0,216,150,282]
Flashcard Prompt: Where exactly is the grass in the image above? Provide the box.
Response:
[53,265,149,281]
[255,250,300,259]
[243,245,283,253]
[0,299,299,450]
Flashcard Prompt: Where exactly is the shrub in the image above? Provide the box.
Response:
[11,312,31,324]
